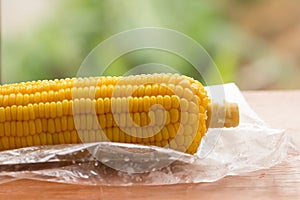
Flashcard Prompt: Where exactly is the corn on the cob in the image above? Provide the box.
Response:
[0,73,239,154]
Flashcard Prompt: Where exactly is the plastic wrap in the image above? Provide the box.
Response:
[0,83,297,185]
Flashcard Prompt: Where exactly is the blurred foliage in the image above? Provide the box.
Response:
[3,0,247,85]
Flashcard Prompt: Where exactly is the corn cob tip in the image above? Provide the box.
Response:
[206,101,240,128]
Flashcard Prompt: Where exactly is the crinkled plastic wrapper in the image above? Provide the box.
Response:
[0,83,297,186]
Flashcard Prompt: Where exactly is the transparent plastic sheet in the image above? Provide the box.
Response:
[0,83,298,186]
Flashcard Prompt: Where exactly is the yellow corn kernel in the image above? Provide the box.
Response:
[0,108,5,122]
[39,133,47,145]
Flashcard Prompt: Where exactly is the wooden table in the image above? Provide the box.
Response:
[0,91,299,199]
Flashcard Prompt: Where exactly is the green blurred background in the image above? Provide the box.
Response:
[2,0,300,89]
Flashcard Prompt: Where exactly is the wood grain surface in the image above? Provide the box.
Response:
[0,91,299,200]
